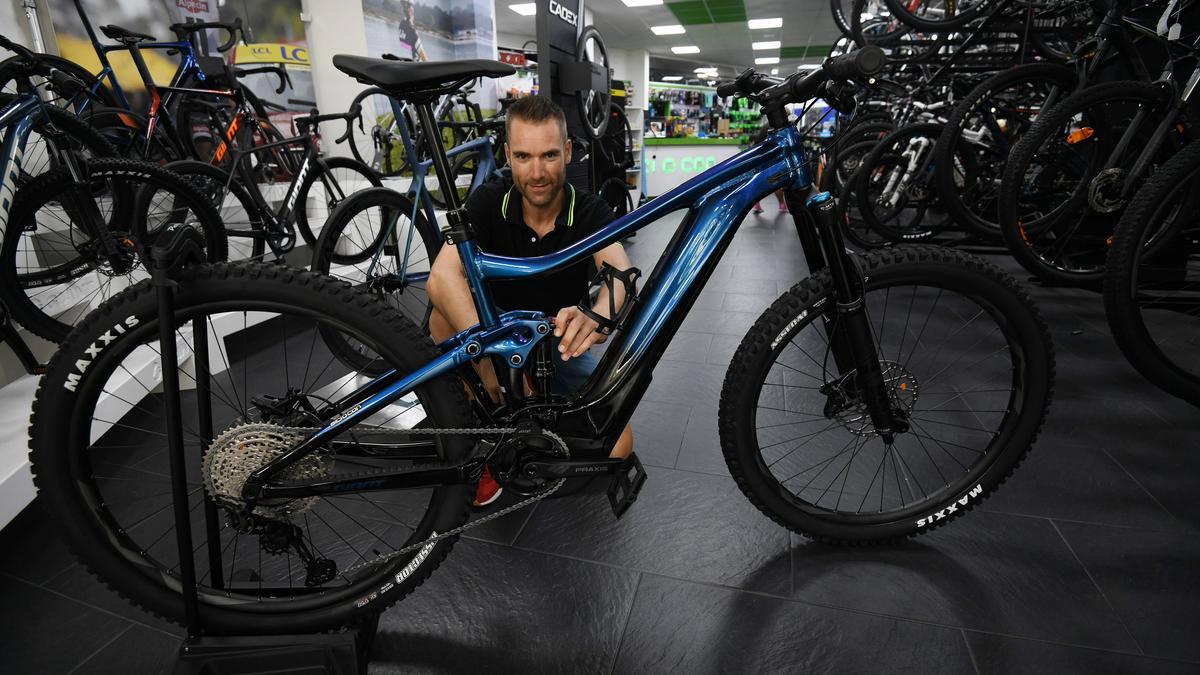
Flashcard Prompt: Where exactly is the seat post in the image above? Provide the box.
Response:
[414,100,465,212]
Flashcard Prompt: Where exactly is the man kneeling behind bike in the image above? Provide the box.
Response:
[426,95,635,506]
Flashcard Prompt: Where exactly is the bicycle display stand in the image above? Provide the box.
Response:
[148,226,382,675]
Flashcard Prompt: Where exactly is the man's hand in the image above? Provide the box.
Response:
[554,306,606,360]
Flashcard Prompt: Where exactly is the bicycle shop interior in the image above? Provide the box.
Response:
[0,0,1198,672]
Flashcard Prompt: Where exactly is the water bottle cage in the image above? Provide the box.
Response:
[577,262,641,335]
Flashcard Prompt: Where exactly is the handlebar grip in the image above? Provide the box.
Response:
[716,81,740,98]
[47,68,88,98]
[823,46,886,82]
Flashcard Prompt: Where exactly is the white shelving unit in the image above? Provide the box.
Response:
[624,106,644,199]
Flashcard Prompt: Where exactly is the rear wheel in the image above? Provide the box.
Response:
[719,246,1053,542]
[29,262,475,633]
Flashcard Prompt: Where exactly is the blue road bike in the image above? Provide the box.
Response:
[309,92,503,342]
[28,48,1054,634]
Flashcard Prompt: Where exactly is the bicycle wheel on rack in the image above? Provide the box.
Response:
[166,159,269,261]
[934,62,1076,241]
[0,158,227,342]
[855,123,961,243]
[882,0,989,31]
[312,187,441,374]
[1104,140,1200,407]
[597,177,634,218]
[348,87,411,177]
[29,262,476,634]
[719,245,1054,543]
[294,156,383,247]
[998,80,1181,286]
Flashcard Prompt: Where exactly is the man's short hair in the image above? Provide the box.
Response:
[506,95,568,143]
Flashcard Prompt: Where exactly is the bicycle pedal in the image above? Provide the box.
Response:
[607,453,647,519]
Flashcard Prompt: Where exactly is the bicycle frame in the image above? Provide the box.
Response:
[248,121,844,500]
[388,96,497,226]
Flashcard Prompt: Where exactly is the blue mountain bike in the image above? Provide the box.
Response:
[28,48,1054,634]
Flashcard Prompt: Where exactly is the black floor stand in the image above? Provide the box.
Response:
[149,227,381,674]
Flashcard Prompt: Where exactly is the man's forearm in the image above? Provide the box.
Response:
[429,272,482,334]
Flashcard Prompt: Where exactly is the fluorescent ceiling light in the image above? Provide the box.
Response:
[508,3,536,16]
[621,0,663,6]
[651,24,685,35]
[694,67,717,74]
[752,41,781,50]
[755,56,779,65]
[770,68,779,75]
[748,18,783,29]
[662,75,683,81]
[672,45,700,54]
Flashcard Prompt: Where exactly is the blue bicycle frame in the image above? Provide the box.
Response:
[251,122,835,495]
[388,96,497,227]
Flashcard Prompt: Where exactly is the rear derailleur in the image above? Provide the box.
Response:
[224,510,338,587]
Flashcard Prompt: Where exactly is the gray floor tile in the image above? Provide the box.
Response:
[613,574,976,674]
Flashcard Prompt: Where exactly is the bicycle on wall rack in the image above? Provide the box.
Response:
[166,97,381,261]
[308,86,505,334]
[28,48,1054,634]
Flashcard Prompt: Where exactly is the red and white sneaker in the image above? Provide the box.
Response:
[473,466,503,507]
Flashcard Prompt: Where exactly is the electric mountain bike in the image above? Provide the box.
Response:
[28,49,1054,634]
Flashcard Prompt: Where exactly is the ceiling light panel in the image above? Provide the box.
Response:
[752,41,781,50]
[748,18,783,29]
[754,56,779,65]
[651,24,685,35]
[622,0,663,6]
[672,45,700,54]
[508,3,536,16]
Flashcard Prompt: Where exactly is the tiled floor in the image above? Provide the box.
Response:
[2,203,1198,674]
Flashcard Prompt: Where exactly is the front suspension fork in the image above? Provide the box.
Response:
[791,189,902,440]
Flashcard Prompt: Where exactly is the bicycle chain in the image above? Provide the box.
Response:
[338,425,568,579]
[206,423,567,580]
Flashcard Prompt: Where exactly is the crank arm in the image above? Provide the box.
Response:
[520,457,630,479]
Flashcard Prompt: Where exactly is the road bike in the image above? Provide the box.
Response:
[28,49,1054,634]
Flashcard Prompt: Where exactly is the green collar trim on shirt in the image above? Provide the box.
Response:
[500,183,576,226]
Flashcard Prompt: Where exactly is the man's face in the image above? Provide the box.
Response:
[505,117,571,209]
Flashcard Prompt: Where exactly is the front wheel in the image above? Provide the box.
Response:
[719,246,1054,543]
[295,156,383,247]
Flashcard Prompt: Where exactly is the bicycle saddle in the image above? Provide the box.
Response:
[332,56,514,97]
[100,24,156,44]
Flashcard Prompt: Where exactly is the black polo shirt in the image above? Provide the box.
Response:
[465,177,614,317]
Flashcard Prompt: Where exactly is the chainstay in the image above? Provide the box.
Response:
[318,425,566,579]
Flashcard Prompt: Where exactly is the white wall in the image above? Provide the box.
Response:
[300,0,370,158]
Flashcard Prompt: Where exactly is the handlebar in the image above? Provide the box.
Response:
[717,46,887,109]
[0,35,92,99]
[235,64,292,94]
[169,17,243,53]
[295,104,361,145]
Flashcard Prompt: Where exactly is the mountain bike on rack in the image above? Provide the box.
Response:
[0,36,226,343]
[28,49,1054,634]
[167,99,381,261]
